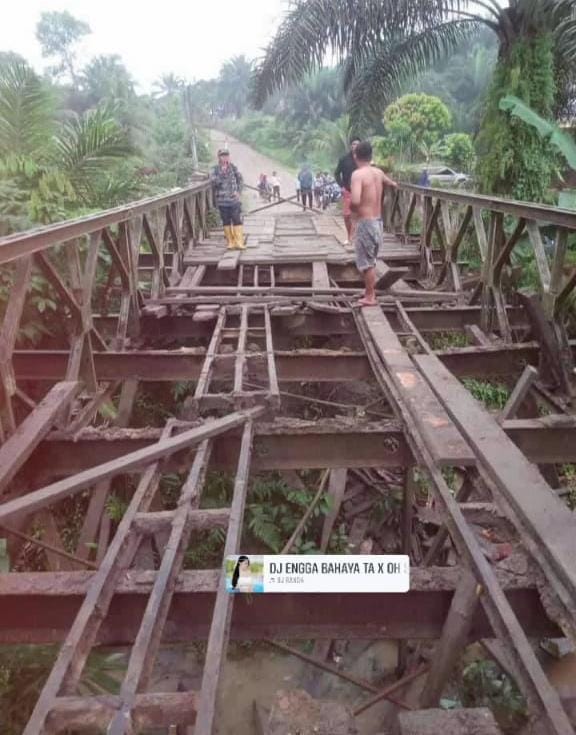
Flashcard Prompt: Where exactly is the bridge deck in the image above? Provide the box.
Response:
[1,181,576,735]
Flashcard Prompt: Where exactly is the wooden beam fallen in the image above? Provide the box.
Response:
[0,406,263,524]
[47,691,198,731]
[0,381,79,494]
[419,571,481,707]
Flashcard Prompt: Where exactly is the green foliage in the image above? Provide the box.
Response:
[51,104,133,203]
[500,94,576,171]
[146,96,196,188]
[184,527,227,568]
[0,58,135,232]
[81,55,136,113]
[476,35,557,201]
[412,33,497,133]
[384,94,452,161]
[462,379,510,410]
[428,331,469,350]
[561,464,576,510]
[444,133,475,172]
[0,645,123,735]
[105,494,129,522]
[460,659,527,733]
[0,60,54,159]
[246,474,332,553]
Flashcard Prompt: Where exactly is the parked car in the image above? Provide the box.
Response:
[427,167,470,186]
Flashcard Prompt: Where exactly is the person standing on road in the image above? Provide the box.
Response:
[295,175,301,203]
[314,171,324,209]
[210,148,245,250]
[350,141,398,307]
[335,137,361,245]
[298,164,314,210]
[270,171,281,201]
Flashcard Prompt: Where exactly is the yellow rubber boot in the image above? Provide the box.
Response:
[233,224,246,250]
[223,225,235,249]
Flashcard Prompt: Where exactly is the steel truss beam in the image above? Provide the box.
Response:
[13,341,570,383]
[0,566,558,645]
[20,418,576,484]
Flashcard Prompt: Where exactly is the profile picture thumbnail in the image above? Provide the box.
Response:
[225,555,264,593]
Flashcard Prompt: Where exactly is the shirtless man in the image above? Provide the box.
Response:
[350,141,398,306]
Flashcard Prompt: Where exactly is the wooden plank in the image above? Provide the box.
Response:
[264,306,280,402]
[312,261,330,292]
[360,307,474,466]
[0,407,263,524]
[21,422,175,735]
[134,507,230,535]
[527,220,552,292]
[108,439,214,733]
[420,570,480,707]
[375,261,410,289]
[234,305,248,394]
[320,468,347,552]
[499,365,539,422]
[355,310,573,735]
[73,379,138,567]
[48,691,198,731]
[414,353,576,605]
[464,324,491,347]
[194,421,255,735]
[217,250,241,271]
[0,255,32,361]
[0,381,79,494]
[194,307,226,401]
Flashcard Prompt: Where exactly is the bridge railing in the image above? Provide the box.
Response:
[0,179,212,438]
[384,184,576,344]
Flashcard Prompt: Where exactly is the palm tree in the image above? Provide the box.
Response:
[81,55,135,108]
[253,0,576,200]
[218,55,254,118]
[0,60,133,229]
[310,114,353,161]
[278,68,346,127]
[152,73,184,99]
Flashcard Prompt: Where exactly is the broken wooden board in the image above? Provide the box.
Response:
[375,261,411,290]
[414,352,576,607]
[312,261,330,292]
[217,250,241,271]
[360,307,474,466]
[0,381,80,494]
[320,468,348,552]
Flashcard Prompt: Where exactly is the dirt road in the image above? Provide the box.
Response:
[208,129,302,214]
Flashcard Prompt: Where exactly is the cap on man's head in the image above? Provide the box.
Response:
[218,148,230,156]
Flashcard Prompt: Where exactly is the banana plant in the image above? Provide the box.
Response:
[499,95,576,171]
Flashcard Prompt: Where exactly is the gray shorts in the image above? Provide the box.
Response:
[355,218,383,271]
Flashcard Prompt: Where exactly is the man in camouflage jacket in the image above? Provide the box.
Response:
[211,148,245,250]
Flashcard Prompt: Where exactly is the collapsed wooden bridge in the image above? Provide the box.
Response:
[1,177,576,734]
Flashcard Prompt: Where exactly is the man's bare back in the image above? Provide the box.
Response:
[348,141,398,306]
[351,165,394,220]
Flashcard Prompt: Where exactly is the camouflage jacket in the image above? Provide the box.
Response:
[210,163,243,206]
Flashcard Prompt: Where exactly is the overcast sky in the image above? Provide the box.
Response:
[0,0,288,91]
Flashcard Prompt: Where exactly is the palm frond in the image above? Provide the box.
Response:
[550,0,576,63]
[0,60,54,159]
[347,20,479,125]
[51,104,133,202]
[251,0,478,107]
